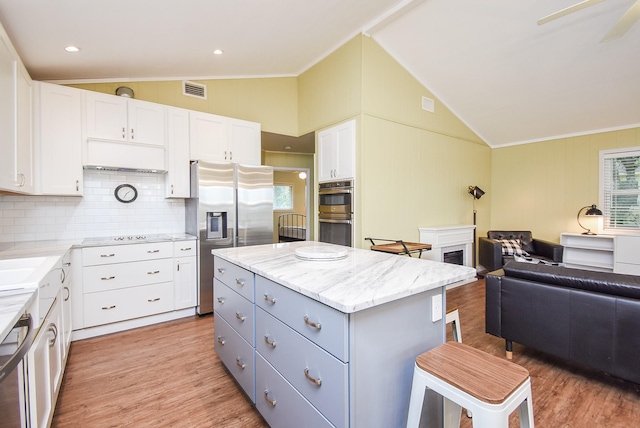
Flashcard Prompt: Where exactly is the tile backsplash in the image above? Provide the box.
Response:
[0,170,185,242]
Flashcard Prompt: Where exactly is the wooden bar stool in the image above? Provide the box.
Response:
[406,342,534,428]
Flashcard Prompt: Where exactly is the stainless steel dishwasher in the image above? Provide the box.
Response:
[0,311,35,428]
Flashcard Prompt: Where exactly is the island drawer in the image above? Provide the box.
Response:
[214,279,255,345]
[256,275,348,362]
[256,308,347,428]
[83,281,174,327]
[255,353,334,428]
[83,258,174,293]
[214,315,255,403]
[82,242,173,266]
[213,256,254,302]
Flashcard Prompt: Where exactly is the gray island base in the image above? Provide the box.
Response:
[212,241,476,428]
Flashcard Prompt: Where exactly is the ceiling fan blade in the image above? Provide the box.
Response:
[601,0,640,41]
[538,0,603,25]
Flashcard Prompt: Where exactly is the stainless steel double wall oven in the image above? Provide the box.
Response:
[318,180,353,247]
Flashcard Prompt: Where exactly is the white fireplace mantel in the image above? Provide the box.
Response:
[418,225,476,267]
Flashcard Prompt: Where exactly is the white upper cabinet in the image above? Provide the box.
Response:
[190,110,261,165]
[318,119,355,183]
[0,24,33,194]
[165,106,191,198]
[85,91,165,146]
[34,82,83,195]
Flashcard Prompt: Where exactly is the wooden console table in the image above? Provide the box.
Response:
[366,237,432,258]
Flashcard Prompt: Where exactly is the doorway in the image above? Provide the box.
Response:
[272,167,311,243]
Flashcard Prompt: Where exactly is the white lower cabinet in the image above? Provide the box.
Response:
[28,292,64,428]
[174,241,197,310]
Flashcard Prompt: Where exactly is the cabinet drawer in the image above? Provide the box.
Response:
[214,315,255,403]
[82,242,173,266]
[173,240,196,257]
[256,353,334,428]
[214,279,255,345]
[83,282,174,327]
[83,258,173,293]
[256,308,347,428]
[256,275,348,362]
[213,257,254,302]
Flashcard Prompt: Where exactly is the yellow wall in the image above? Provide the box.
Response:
[490,127,640,242]
[70,77,299,136]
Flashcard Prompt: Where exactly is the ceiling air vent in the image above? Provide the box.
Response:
[183,81,207,100]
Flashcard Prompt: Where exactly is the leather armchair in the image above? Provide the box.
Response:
[478,230,563,272]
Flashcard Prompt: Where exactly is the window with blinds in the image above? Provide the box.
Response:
[601,147,640,231]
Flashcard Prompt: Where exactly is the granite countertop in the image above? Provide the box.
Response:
[213,241,476,313]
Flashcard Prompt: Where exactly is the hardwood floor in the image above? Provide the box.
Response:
[53,280,640,427]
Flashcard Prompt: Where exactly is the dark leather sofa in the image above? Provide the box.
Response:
[486,261,640,385]
[479,230,563,272]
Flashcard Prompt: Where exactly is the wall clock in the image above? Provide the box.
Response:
[114,184,138,203]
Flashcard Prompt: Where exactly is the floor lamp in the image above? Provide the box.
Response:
[468,186,485,271]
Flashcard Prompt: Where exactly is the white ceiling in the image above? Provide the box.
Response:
[0,0,639,148]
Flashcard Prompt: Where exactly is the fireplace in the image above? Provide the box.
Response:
[417,225,475,268]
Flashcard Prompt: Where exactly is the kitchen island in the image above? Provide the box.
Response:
[212,242,476,428]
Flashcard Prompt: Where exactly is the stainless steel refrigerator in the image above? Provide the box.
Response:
[186,160,274,315]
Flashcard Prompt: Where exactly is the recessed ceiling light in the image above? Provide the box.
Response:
[213,49,223,55]
[65,46,80,52]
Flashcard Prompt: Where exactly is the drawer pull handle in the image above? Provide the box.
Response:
[217,336,225,345]
[48,323,58,347]
[235,312,246,322]
[304,316,322,330]
[147,270,160,275]
[217,268,225,274]
[148,297,161,302]
[101,276,116,281]
[304,368,322,386]
[264,390,277,407]
[101,253,115,258]
[263,294,276,304]
[217,297,225,304]
[63,262,71,267]
[147,249,160,253]
[180,247,192,251]
[102,305,116,310]
[235,357,246,370]
[264,335,277,348]
[235,278,245,286]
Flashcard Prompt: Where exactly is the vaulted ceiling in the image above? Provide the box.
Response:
[0,0,638,148]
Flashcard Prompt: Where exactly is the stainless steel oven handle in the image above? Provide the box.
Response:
[0,314,34,383]
[318,188,352,195]
[318,218,352,224]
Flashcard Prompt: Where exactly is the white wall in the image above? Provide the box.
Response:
[0,170,185,242]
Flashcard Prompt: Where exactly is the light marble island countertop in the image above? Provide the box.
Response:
[213,241,476,313]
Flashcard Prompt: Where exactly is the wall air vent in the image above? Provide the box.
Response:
[422,96,435,113]
[183,81,207,99]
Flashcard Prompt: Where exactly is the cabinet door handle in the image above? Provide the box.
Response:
[180,247,192,251]
[264,390,277,407]
[229,151,232,160]
[101,276,116,281]
[102,305,116,310]
[216,297,225,304]
[304,368,322,386]
[131,128,135,140]
[264,335,277,348]
[101,254,116,258]
[48,323,58,347]
[147,270,160,275]
[147,249,160,253]
[64,286,70,302]
[235,357,246,370]
[304,316,322,330]
[263,294,276,304]
[122,127,126,138]
[63,262,71,267]
[177,261,180,272]
[171,184,174,195]
[76,180,79,191]
[217,268,225,274]
[235,312,246,322]
[148,297,160,302]
[235,278,245,286]
[217,336,225,345]
[224,150,228,160]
